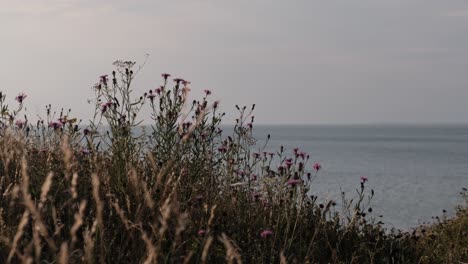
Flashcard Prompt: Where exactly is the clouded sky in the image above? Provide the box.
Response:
[1,0,467,124]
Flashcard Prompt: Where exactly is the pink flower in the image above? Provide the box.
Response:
[360,176,368,183]
[204,89,211,95]
[293,147,299,154]
[287,178,302,187]
[260,230,273,238]
[313,163,322,171]
[48,121,63,129]
[15,120,25,128]
[101,101,113,113]
[80,148,91,155]
[197,229,206,236]
[15,93,27,103]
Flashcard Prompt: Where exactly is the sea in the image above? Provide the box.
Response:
[247,124,468,230]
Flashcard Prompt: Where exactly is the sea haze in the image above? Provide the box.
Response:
[248,124,468,230]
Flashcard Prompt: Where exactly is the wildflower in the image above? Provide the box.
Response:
[173,78,184,84]
[287,178,301,186]
[101,101,113,113]
[15,120,25,128]
[313,163,322,171]
[155,87,162,95]
[260,230,273,238]
[252,153,260,159]
[293,147,299,154]
[250,174,258,181]
[197,229,206,236]
[204,89,211,95]
[298,151,307,159]
[360,176,368,183]
[277,165,285,174]
[182,80,191,86]
[48,121,63,129]
[213,100,219,109]
[161,73,171,80]
[15,93,27,103]
[80,148,91,155]
[100,75,108,85]
[147,92,156,102]
[218,146,227,153]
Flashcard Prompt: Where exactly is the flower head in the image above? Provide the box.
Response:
[80,148,91,155]
[204,89,211,95]
[48,121,63,130]
[161,73,171,80]
[15,93,27,103]
[287,178,302,187]
[15,120,25,129]
[360,176,368,183]
[260,230,273,238]
[197,229,206,236]
[313,163,322,171]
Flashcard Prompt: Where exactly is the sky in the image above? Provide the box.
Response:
[0,0,467,125]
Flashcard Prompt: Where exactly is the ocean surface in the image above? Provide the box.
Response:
[248,124,468,230]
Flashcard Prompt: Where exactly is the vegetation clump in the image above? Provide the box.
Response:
[0,61,466,263]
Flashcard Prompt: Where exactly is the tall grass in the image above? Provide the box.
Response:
[0,61,466,263]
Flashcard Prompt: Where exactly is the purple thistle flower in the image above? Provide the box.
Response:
[260,230,273,238]
[80,148,91,155]
[161,73,171,80]
[313,163,322,171]
[15,120,25,128]
[204,89,211,95]
[360,176,368,183]
[48,121,63,129]
[287,178,302,187]
[15,93,27,103]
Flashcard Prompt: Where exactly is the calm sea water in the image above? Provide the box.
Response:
[248,124,468,230]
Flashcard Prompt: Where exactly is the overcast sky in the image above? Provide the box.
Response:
[1,0,467,124]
